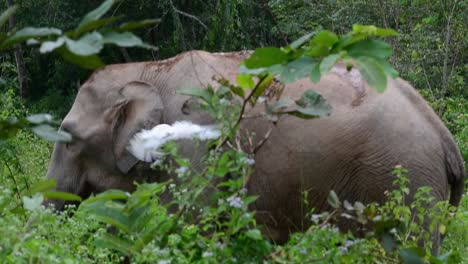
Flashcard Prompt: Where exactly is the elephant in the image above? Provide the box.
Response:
[44,50,465,252]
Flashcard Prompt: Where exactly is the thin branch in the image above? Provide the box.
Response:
[168,0,207,30]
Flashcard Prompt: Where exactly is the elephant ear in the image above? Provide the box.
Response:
[111,81,164,174]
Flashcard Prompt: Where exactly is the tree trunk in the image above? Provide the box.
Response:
[7,0,29,98]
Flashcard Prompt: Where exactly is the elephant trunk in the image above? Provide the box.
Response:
[43,143,85,210]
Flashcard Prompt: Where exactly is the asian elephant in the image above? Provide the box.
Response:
[45,50,465,251]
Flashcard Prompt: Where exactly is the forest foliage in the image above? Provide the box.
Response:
[0,0,466,263]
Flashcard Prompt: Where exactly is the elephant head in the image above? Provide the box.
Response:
[45,77,165,209]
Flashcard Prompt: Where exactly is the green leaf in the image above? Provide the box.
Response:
[279,57,317,84]
[22,194,44,211]
[43,191,82,202]
[0,5,17,29]
[1,27,62,49]
[94,233,132,255]
[31,124,72,142]
[399,248,426,264]
[347,39,392,59]
[290,89,331,118]
[82,190,129,204]
[76,0,115,33]
[310,62,321,83]
[57,46,105,69]
[39,37,65,53]
[236,74,254,89]
[102,31,143,47]
[290,32,314,49]
[74,16,122,37]
[320,53,341,75]
[81,200,130,232]
[238,64,267,75]
[246,229,263,240]
[327,190,341,208]
[311,30,339,48]
[353,24,397,37]
[177,87,213,102]
[375,59,399,78]
[251,74,274,104]
[118,19,162,31]
[355,57,387,92]
[65,32,104,56]
[27,179,57,195]
[244,47,287,69]
[26,114,54,124]
[267,97,294,113]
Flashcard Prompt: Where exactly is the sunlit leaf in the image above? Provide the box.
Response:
[311,30,339,48]
[26,113,54,124]
[22,194,44,211]
[246,229,263,240]
[327,190,341,208]
[39,37,65,53]
[178,87,213,102]
[244,47,287,68]
[76,0,115,33]
[27,179,57,195]
[82,190,129,204]
[65,32,104,56]
[290,32,314,49]
[347,39,392,59]
[74,16,122,36]
[43,191,82,202]
[30,124,72,142]
[1,27,62,49]
[236,74,254,89]
[102,31,143,47]
[355,56,387,92]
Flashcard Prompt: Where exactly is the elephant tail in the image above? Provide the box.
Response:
[445,140,465,207]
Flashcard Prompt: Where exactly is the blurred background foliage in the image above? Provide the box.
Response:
[0,0,464,117]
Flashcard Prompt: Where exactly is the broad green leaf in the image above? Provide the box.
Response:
[327,190,341,208]
[244,47,287,69]
[319,53,341,75]
[236,74,254,89]
[347,39,392,59]
[81,200,130,232]
[22,194,44,211]
[290,89,331,118]
[27,179,57,195]
[65,32,104,56]
[1,27,62,49]
[279,57,317,84]
[94,233,132,255]
[290,32,314,49]
[375,58,399,78]
[355,57,387,92]
[39,37,65,53]
[118,19,162,31]
[177,87,213,102]
[246,229,263,240]
[311,30,339,48]
[31,124,72,142]
[57,46,105,69]
[399,248,426,264]
[74,16,122,36]
[0,5,17,29]
[310,62,321,83]
[376,27,398,37]
[305,44,329,57]
[77,0,115,33]
[43,191,82,201]
[102,31,143,47]
[82,190,129,204]
[26,113,54,124]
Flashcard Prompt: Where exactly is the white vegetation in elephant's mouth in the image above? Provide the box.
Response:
[127,121,221,162]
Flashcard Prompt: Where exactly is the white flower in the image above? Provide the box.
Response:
[158,260,170,264]
[128,121,221,162]
[227,195,243,208]
[240,157,255,165]
[202,251,213,258]
[175,166,188,174]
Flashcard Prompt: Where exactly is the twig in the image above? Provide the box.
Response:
[168,0,207,30]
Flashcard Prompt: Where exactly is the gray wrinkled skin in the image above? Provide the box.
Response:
[45,50,465,253]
